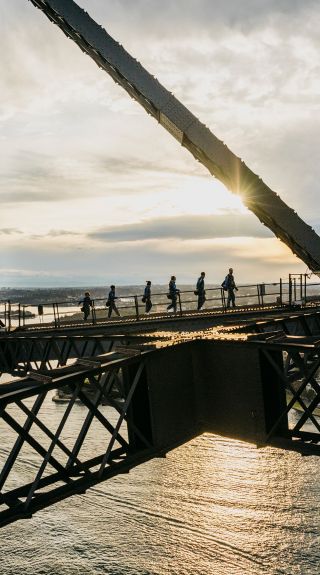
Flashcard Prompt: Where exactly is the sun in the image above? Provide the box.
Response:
[165,173,246,217]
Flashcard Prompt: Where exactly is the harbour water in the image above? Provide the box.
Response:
[0,391,319,575]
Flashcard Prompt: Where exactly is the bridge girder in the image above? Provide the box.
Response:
[26,0,320,274]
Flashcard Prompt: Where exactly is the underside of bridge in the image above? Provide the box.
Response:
[1,310,320,527]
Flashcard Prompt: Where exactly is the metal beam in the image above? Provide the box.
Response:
[27,0,320,272]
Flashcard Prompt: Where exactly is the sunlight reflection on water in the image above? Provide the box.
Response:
[0,392,319,575]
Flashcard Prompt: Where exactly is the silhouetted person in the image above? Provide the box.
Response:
[167,275,179,313]
[107,285,120,318]
[143,280,152,313]
[79,291,92,320]
[223,268,238,308]
[196,272,206,310]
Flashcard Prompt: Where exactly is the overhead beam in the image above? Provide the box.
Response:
[27,0,320,273]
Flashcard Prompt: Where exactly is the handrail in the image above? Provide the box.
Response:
[1,277,320,331]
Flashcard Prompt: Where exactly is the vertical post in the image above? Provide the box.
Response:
[279,278,283,306]
[221,288,226,311]
[18,303,21,328]
[134,295,139,320]
[178,292,182,316]
[303,273,307,305]
[53,303,57,328]
[293,277,297,302]
[92,300,96,324]
[288,274,292,307]
[8,300,11,332]
[260,284,265,307]
[56,302,60,327]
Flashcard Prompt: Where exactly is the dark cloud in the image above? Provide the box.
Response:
[0,228,22,235]
[46,229,81,237]
[29,230,82,240]
[90,213,272,243]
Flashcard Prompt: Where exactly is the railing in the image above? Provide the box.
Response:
[1,277,320,331]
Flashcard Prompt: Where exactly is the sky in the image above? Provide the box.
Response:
[1,0,320,287]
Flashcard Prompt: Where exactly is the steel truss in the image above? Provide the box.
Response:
[0,351,158,528]
[0,334,140,376]
[239,311,320,337]
[254,335,320,447]
[1,334,320,528]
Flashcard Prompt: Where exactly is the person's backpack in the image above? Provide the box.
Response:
[221,277,228,291]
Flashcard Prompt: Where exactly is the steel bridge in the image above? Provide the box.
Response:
[1,305,320,527]
[1,2,320,527]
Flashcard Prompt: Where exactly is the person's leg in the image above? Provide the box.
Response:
[114,303,120,316]
[198,293,204,310]
[231,291,236,307]
[108,304,112,318]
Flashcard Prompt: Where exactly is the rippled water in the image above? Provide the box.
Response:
[0,394,319,575]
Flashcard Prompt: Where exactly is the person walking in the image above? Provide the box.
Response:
[107,285,120,318]
[167,275,179,313]
[196,271,206,310]
[143,280,152,314]
[78,291,92,320]
[223,268,238,308]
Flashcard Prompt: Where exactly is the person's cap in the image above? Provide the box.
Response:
[110,284,115,288]
[146,280,151,283]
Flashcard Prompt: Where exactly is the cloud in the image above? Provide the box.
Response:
[46,229,81,237]
[0,228,22,235]
[1,1,320,286]
[29,229,82,240]
[77,0,319,39]
[0,146,208,206]
[0,235,301,287]
[90,213,272,243]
